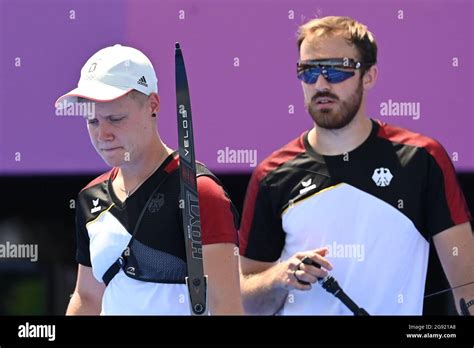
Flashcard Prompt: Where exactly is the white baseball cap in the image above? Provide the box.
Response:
[55,44,158,108]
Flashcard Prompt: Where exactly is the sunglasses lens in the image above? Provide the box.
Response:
[297,67,355,84]
[297,69,319,84]
[326,69,355,83]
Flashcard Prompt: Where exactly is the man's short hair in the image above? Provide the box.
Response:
[126,89,148,107]
[297,16,377,74]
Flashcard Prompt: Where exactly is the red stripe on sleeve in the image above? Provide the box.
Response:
[81,168,117,191]
[198,176,238,245]
[164,154,179,173]
[376,120,471,224]
[239,134,306,255]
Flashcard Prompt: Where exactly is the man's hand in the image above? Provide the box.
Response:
[276,248,333,291]
[240,247,333,314]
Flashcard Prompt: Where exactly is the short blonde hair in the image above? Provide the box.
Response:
[297,16,377,71]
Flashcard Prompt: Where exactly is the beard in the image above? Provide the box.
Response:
[306,79,363,130]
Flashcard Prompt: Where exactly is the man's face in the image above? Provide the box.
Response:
[86,93,153,167]
[300,35,364,130]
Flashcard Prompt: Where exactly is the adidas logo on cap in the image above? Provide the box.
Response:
[137,76,148,87]
[54,44,158,108]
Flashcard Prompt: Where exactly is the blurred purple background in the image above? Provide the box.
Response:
[1,0,472,174]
